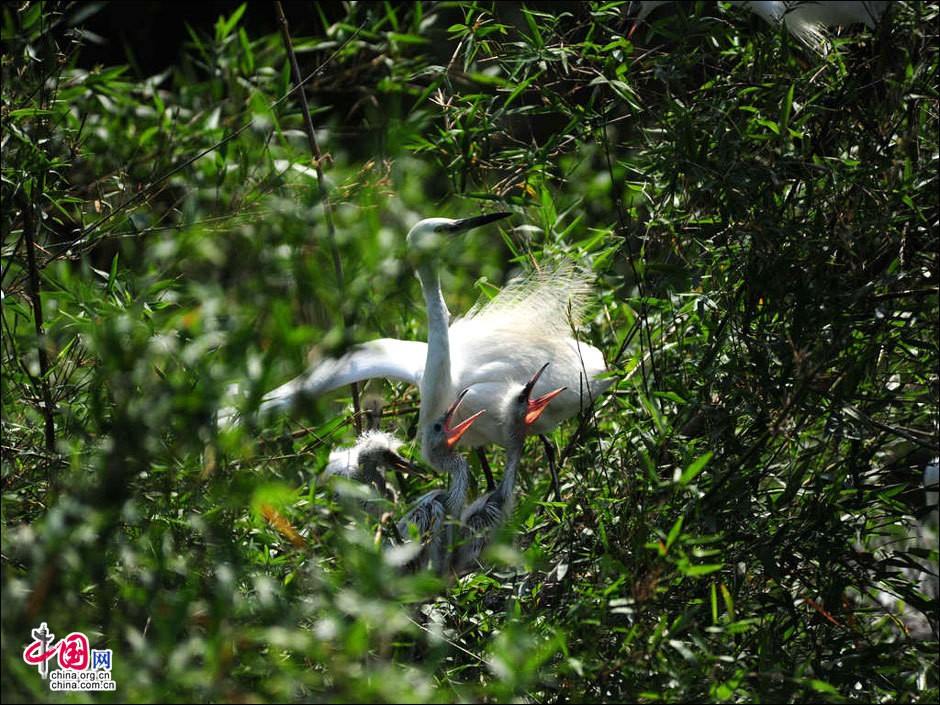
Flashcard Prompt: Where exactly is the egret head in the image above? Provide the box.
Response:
[405,212,512,266]
[354,430,418,475]
[503,362,566,441]
[423,387,485,468]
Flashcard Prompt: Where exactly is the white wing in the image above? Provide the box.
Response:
[218,338,427,426]
[730,1,888,55]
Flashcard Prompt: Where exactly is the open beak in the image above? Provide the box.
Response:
[383,449,421,476]
[444,388,486,449]
[448,212,512,234]
[523,362,567,426]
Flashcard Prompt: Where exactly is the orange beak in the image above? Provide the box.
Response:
[444,388,486,449]
[522,362,567,426]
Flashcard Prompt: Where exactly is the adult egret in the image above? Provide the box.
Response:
[629,1,889,55]
[323,430,417,518]
[733,1,889,54]
[236,214,612,471]
[453,363,566,577]
[393,388,484,574]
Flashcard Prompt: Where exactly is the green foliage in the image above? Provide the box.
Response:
[2,1,937,702]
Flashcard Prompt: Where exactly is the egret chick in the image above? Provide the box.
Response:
[324,430,417,518]
[453,362,566,577]
[393,388,484,575]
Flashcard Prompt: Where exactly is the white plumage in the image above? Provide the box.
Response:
[323,430,414,516]
[732,1,889,54]
[631,1,890,55]
[238,215,612,465]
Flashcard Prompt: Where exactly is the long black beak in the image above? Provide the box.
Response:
[448,212,512,233]
[383,449,421,475]
[523,362,566,426]
[523,362,552,397]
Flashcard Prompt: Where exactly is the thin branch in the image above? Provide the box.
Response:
[50,123,252,260]
[19,8,57,458]
[22,190,56,456]
[46,24,362,264]
[840,402,940,453]
[274,1,362,432]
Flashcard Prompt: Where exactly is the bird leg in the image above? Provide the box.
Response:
[540,434,560,502]
[475,447,496,494]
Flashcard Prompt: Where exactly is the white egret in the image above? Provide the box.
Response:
[393,388,484,575]
[453,363,566,577]
[733,1,889,54]
[323,430,417,518]
[629,1,889,55]
[236,213,612,471]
